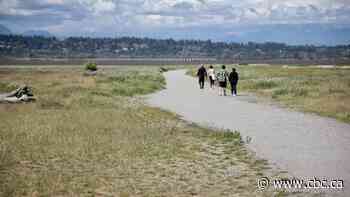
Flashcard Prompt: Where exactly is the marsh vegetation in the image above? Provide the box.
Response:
[188,65,350,123]
[0,66,301,196]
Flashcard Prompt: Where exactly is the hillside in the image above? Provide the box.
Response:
[0,34,349,63]
[22,30,53,37]
[0,25,11,35]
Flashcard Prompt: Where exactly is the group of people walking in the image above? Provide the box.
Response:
[197,64,239,96]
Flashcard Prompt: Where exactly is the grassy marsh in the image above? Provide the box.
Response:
[188,65,350,123]
[0,66,301,196]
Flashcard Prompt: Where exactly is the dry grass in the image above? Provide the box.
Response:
[188,65,350,123]
[0,66,311,196]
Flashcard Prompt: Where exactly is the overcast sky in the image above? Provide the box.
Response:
[1,0,350,44]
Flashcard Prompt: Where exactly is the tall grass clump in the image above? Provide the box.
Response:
[213,130,243,144]
[290,87,309,97]
[0,82,17,92]
[272,88,289,98]
[99,72,165,97]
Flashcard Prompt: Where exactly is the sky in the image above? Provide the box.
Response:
[0,0,350,45]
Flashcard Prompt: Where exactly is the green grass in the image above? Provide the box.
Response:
[0,66,308,196]
[245,80,279,90]
[187,65,350,123]
[0,82,18,92]
[97,71,165,96]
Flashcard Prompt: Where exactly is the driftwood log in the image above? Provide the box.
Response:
[0,85,36,103]
[84,70,98,76]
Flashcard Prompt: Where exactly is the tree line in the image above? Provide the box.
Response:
[0,34,349,61]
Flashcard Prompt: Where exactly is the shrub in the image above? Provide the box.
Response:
[85,62,98,71]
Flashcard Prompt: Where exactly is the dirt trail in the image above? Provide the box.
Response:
[147,70,350,197]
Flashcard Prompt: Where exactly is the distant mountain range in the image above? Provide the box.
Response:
[0,23,349,46]
[0,24,11,35]
[22,30,53,37]
[223,24,350,46]
[0,24,53,37]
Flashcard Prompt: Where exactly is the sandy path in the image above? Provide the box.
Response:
[147,70,350,196]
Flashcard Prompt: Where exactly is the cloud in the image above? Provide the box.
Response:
[0,0,87,22]
[0,0,349,44]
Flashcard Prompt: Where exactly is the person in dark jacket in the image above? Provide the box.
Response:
[229,68,239,96]
[197,65,207,89]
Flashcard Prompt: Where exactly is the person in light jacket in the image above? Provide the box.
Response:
[208,65,216,89]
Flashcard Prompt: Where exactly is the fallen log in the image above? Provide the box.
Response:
[0,85,36,103]
[83,70,98,76]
